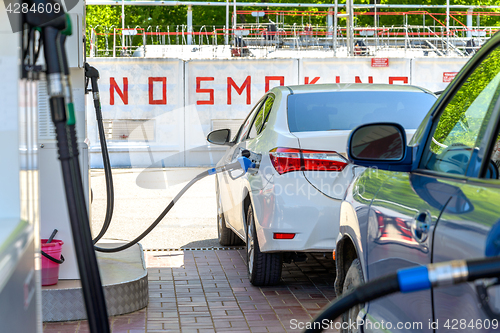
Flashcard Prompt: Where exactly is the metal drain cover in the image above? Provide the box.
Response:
[145,247,245,251]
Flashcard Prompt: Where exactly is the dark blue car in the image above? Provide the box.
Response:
[335,33,500,332]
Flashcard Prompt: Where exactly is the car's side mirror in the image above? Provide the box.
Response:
[348,123,412,172]
[207,129,233,146]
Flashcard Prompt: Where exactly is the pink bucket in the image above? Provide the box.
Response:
[41,239,64,286]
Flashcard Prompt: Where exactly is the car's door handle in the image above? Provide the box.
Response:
[411,211,431,242]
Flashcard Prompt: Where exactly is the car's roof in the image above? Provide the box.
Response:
[274,83,433,95]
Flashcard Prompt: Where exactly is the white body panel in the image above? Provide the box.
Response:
[252,173,341,252]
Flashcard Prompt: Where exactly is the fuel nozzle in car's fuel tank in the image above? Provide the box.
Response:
[239,149,262,174]
[210,155,257,180]
[221,149,261,180]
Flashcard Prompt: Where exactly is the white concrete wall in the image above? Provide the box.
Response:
[184,58,299,166]
[87,57,469,168]
[88,58,185,168]
[411,57,469,92]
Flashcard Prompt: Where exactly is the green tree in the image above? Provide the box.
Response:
[431,47,500,154]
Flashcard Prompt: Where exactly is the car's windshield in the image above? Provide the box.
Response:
[287,91,436,132]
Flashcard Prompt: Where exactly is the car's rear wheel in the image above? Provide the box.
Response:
[246,205,282,286]
[341,258,364,333]
[216,184,243,246]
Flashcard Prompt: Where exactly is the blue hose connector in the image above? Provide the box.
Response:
[397,266,431,293]
[238,156,256,172]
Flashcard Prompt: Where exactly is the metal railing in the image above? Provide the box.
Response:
[87,9,498,58]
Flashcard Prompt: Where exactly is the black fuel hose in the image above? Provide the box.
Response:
[56,121,110,333]
[90,162,254,252]
[304,273,399,333]
[84,62,170,253]
[85,63,114,244]
[92,158,252,253]
[467,257,500,280]
[93,168,210,253]
[305,257,500,333]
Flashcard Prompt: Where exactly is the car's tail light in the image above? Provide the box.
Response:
[273,233,296,239]
[302,150,348,172]
[269,147,348,175]
[269,148,302,174]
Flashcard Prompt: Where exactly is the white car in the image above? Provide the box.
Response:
[207,83,436,286]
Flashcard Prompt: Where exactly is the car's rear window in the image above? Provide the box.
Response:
[287,91,436,132]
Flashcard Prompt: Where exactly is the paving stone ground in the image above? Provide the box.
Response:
[43,250,339,333]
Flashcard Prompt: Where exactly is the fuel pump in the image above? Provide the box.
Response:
[23,2,110,332]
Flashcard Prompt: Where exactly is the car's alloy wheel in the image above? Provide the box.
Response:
[245,205,282,286]
[216,181,243,246]
[341,258,364,333]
